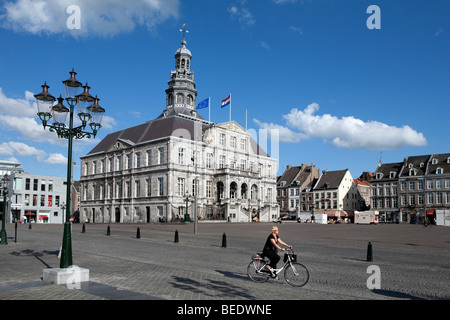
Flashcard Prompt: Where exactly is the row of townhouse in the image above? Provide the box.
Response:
[277,164,360,221]
[371,153,450,224]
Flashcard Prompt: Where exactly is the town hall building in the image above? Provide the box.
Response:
[79,32,279,223]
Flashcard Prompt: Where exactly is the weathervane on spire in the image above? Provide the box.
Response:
[180,23,189,44]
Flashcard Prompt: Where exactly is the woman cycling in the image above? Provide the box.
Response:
[262,226,291,278]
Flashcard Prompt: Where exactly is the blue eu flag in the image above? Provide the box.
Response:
[196,98,209,110]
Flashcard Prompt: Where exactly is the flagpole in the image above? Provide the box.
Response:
[208,97,211,123]
[229,93,231,122]
[246,109,247,130]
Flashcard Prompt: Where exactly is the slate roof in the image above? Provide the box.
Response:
[374,162,403,181]
[85,112,268,157]
[399,154,431,177]
[313,169,348,190]
[426,153,450,175]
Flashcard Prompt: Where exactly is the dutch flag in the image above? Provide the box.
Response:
[221,94,231,108]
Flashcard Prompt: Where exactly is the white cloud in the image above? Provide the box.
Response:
[0,141,68,165]
[0,141,46,161]
[45,153,67,164]
[254,103,427,150]
[0,0,180,37]
[253,119,306,143]
[228,5,255,26]
[271,0,297,4]
[0,88,37,117]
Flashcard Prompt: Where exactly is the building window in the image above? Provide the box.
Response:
[117,156,122,171]
[206,181,212,198]
[178,147,184,164]
[135,180,140,197]
[241,138,247,151]
[146,179,151,197]
[219,133,225,146]
[177,178,184,196]
[159,147,164,164]
[136,153,141,168]
[436,193,443,204]
[427,193,434,204]
[206,153,212,169]
[219,155,225,169]
[230,136,236,148]
[158,177,164,196]
[147,150,152,166]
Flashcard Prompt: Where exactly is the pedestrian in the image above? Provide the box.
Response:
[262,226,291,278]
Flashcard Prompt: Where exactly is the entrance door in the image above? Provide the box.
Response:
[115,208,120,223]
[146,207,150,223]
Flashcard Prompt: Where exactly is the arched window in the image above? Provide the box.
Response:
[241,183,248,199]
[176,94,184,104]
[168,94,174,106]
[187,95,193,106]
[230,182,237,199]
[251,184,258,200]
[217,181,224,202]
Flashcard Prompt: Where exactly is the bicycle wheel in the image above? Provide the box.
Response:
[284,262,309,287]
[247,260,269,283]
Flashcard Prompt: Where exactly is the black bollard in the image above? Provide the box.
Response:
[222,233,227,248]
[82,223,85,233]
[136,227,140,239]
[15,222,17,243]
[367,242,373,262]
[174,230,179,243]
[107,225,111,236]
[29,222,32,229]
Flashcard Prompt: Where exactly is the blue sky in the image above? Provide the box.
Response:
[0,0,449,181]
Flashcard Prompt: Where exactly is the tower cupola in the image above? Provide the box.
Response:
[165,24,197,111]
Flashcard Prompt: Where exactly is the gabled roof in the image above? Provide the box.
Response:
[399,154,430,177]
[277,166,303,187]
[313,169,348,190]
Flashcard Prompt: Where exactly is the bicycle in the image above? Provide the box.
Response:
[247,248,309,287]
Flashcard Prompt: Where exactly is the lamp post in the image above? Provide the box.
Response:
[1,174,9,245]
[35,69,105,268]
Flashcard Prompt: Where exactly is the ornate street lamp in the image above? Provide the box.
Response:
[35,69,105,268]
[1,174,9,245]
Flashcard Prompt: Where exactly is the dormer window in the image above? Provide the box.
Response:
[376,172,383,179]
[432,158,438,165]
[389,171,396,179]
[409,163,413,169]
[436,167,443,175]
[447,157,450,164]
[409,168,418,176]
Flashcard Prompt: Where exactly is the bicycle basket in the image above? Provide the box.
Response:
[284,253,297,263]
